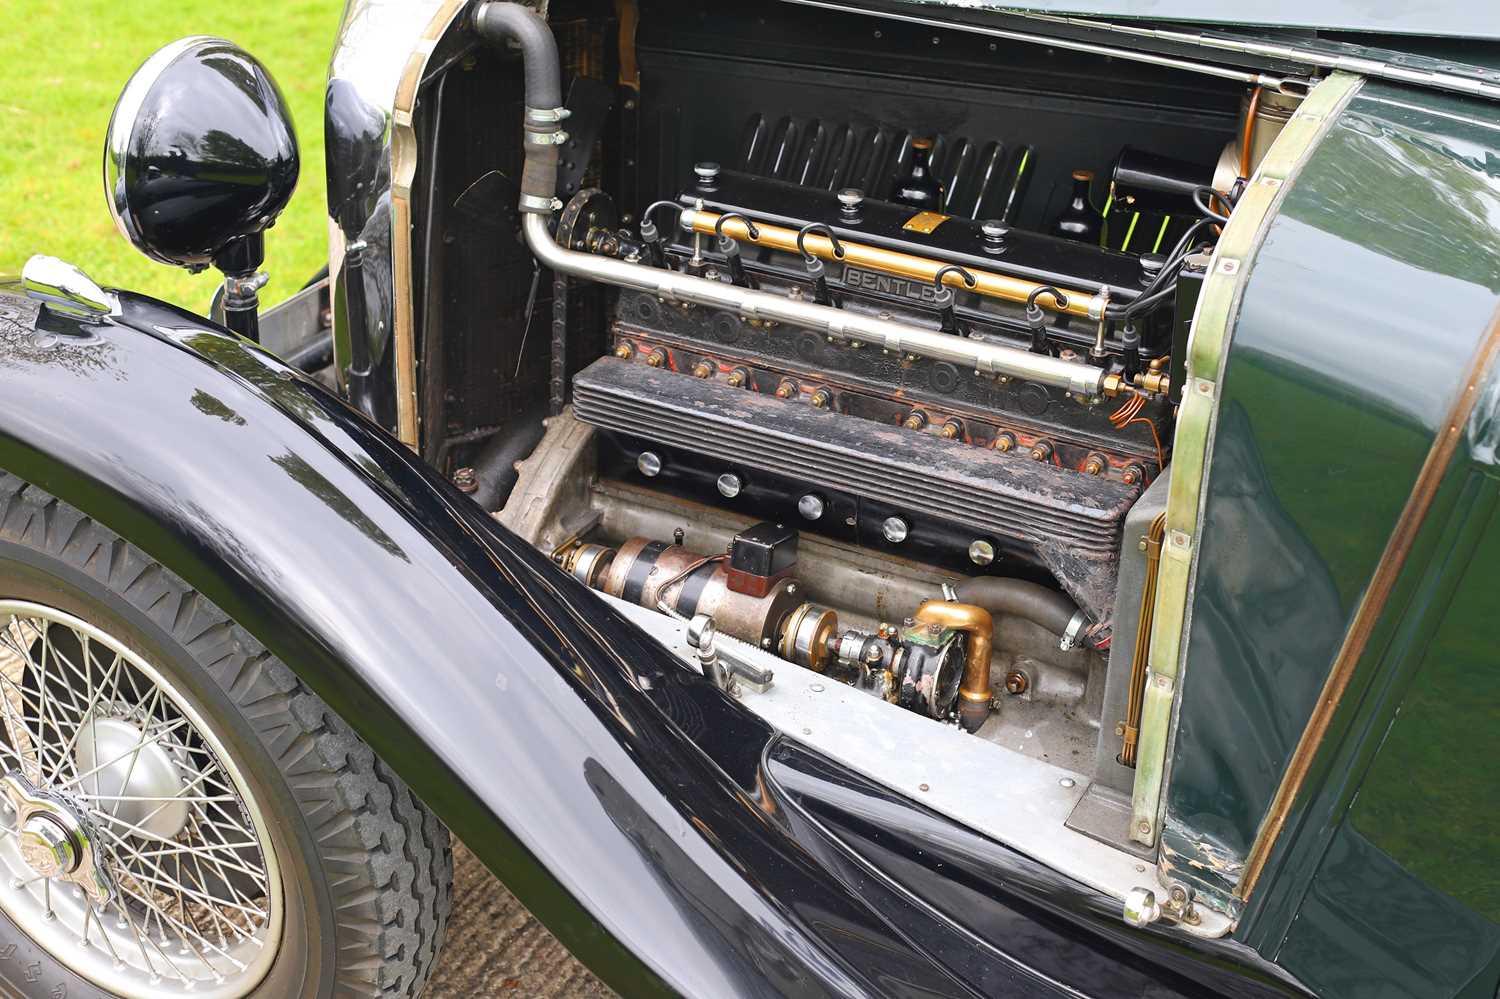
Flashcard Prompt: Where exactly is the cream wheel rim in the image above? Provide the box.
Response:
[0,601,282,998]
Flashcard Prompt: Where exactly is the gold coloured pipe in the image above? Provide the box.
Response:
[914,600,994,732]
[1120,512,1166,768]
[682,209,1104,319]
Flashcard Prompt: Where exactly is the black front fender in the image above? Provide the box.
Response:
[0,286,880,998]
[0,285,1311,999]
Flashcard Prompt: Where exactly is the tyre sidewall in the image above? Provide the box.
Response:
[0,539,331,999]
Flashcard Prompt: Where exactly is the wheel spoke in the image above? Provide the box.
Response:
[0,601,279,992]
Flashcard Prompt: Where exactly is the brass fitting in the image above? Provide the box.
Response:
[1123,463,1147,486]
[993,432,1016,453]
[1101,371,1125,396]
[613,342,634,360]
[645,348,668,368]
[691,360,715,379]
[1029,440,1054,462]
[913,599,994,733]
[1084,452,1107,476]
[810,387,833,410]
[775,379,798,399]
[941,418,963,440]
[1136,370,1171,396]
[903,410,928,431]
[726,367,749,388]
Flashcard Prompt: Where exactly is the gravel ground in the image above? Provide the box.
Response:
[425,841,616,998]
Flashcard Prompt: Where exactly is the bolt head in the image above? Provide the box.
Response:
[452,467,478,494]
[968,540,995,566]
[1004,670,1028,695]
[797,494,826,521]
[716,473,743,498]
[636,451,663,477]
[881,517,909,543]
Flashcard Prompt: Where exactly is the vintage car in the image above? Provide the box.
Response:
[1,0,1497,995]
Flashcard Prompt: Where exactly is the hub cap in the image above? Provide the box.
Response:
[0,602,282,997]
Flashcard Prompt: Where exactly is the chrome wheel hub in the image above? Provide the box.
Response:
[0,603,282,998]
[0,772,112,905]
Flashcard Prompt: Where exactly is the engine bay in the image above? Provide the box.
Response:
[420,0,1298,902]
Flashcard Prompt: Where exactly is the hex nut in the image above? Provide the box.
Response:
[1004,670,1028,695]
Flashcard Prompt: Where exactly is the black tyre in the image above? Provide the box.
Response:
[0,473,451,998]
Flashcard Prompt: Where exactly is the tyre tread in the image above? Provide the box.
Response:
[0,477,451,998]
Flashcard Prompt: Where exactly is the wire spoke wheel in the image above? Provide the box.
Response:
[0,600,282,998]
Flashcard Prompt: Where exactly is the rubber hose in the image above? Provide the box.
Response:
[473,4,562,110]
[471,408,547,512]
[953,577,1080,637]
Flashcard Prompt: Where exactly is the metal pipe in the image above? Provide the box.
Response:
[478,0,1112,398]
[913,599,993,733]
[683,209,1104,319]
[1121,512,1166,768]
[524,214,1107,396]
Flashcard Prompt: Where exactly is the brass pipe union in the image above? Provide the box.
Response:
[913,599,994,732]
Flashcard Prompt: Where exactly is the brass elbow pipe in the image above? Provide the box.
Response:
[914,600,994,732]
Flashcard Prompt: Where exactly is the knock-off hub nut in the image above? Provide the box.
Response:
[19,813,78,878]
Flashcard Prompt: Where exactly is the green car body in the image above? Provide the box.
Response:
[1167,74,1500,993]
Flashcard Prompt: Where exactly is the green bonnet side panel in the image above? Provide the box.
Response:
[1160,79,1500,922]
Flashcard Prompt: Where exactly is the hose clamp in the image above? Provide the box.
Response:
[525,129,571,146]
[1059,610,1089,651]
[524,105,570,127]
[519,193,562,214]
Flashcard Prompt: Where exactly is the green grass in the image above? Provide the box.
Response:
[0,1,343,312]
